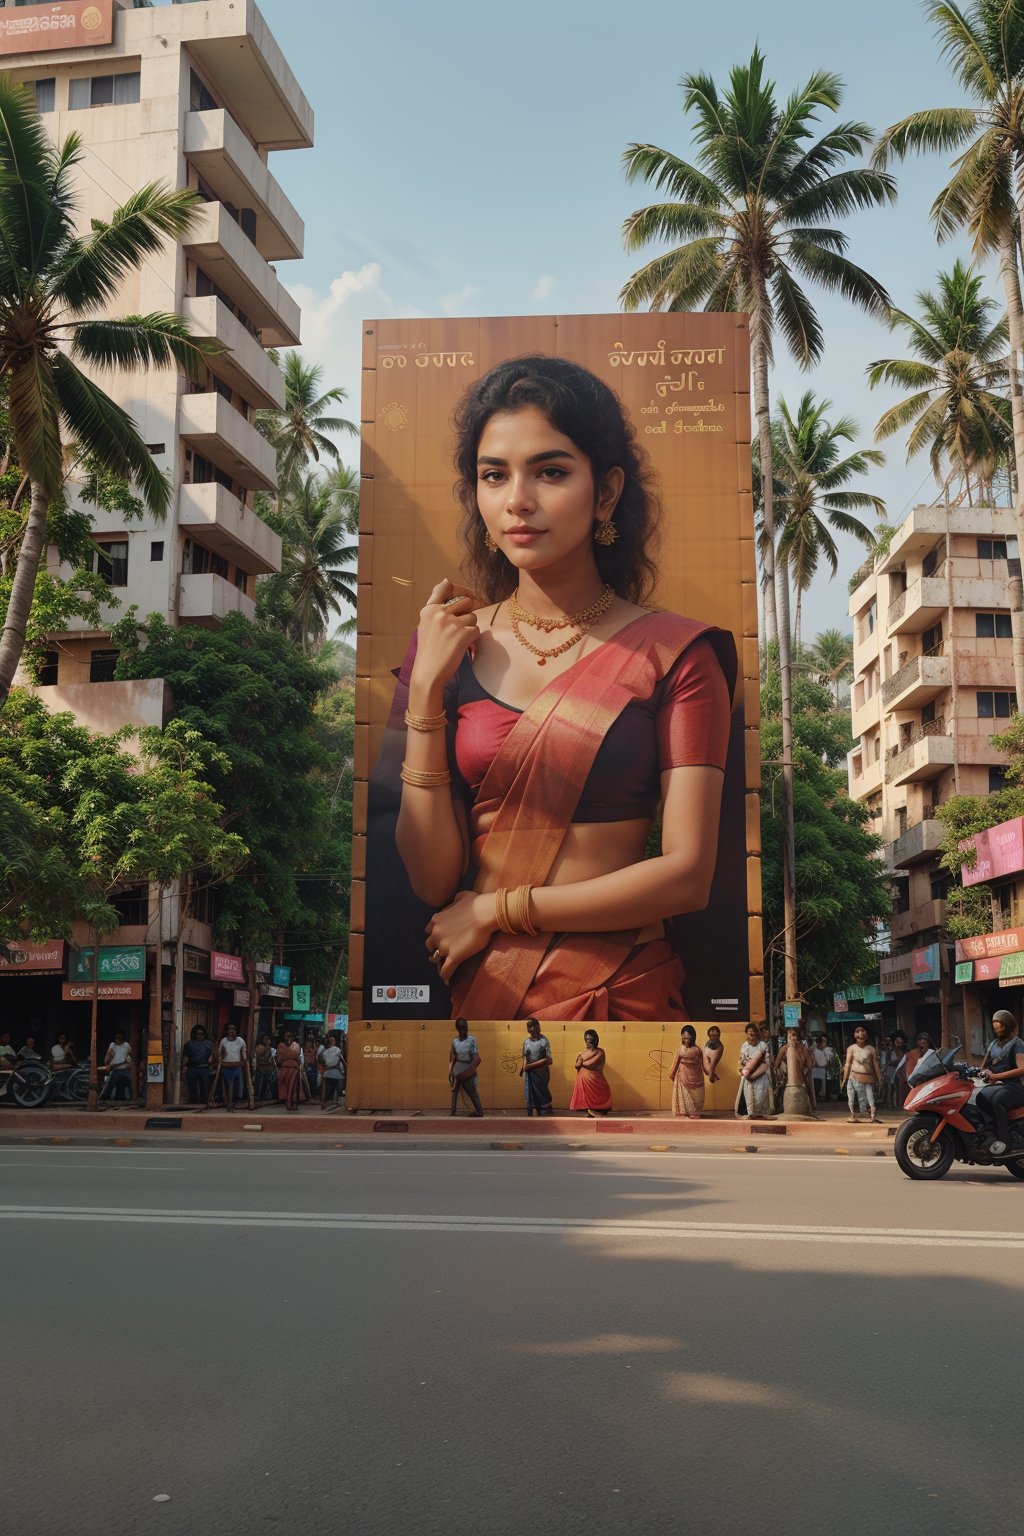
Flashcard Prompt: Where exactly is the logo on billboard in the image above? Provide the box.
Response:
[371,985,430,1004]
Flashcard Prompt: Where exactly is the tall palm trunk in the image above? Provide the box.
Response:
[997,231,1024,711]
[0,481,49,710]
[750,305,798,1003]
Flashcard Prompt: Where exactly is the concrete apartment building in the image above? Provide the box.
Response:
[847,502,1017,1050]
[0,0,312,1092]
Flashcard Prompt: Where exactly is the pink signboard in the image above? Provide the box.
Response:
[961,816,1024,888]
[0,939,65,972]
[955,925,1024,962]
[210,950,245,984]
[974,956,1002,982]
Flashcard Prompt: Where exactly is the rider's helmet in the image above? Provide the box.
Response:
[993,1009,1017,1030]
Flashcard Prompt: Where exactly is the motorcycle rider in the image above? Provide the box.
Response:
[977,1010,1024,1155]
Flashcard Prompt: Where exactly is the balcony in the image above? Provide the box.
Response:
[179,572,255,627]
[890,818,945,869]
[183,202,300,347]
[881,649,951,711]
[885,722,955,785]
[176,0,314,152]
[178,390,277,493]
[886,574,947,634]
[179,482,281,575]
[849,751,883,799]
[891,898,947,942]
[185,111,304,261]
[40,679,170,734]
[182,294,284,411]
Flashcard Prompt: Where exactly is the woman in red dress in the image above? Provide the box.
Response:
[570,1028,612,1116]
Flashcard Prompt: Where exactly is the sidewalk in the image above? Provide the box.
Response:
[0,1097,901,1152]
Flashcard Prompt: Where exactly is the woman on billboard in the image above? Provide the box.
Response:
[392,355,736,1022]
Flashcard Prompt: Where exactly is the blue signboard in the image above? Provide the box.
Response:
[272,964,291,988]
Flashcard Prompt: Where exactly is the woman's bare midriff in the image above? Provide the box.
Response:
[473,817,664,941]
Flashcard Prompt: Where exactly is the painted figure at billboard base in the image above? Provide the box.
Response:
[569,1028,612,1116]
[390,356,737,1023]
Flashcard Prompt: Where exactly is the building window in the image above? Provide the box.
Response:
[892,881,911,915]
[189,68,219,114]
[182,539,228,580]
[930,873,951,902]
[977,690,1017,719]
[188,876,217,927]
[922,621,943,654]
[921,700,937,726]
[112,883,149,926]
[866,600,876,635]
[991,766,1008,792]
[32,78,55,113]
[91,538,128,587]
[68,73,141,110]
[151,541,164,562]
[89,649,118,683]
[978,538,1008,560]
[34,649,58,686]
[976,612,1013,639]
[922,546,941,577]
[233,567,249,595]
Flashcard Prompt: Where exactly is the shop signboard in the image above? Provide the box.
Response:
[232,989,251,1008]
[879,954,915,991]
[272,965,291,988]
[0,940,65,973]
[961,816,1024,888]
[832,992,848,1013]
[62,981,144,1001]
[70,946,146,982]
[912,944,942,985]
[211,951,245,984]
[292,984,311,1011]
[974,956,1002,982]
[782,1001,800,1029]
[955,926,1024,962]
[954,961,973,984]
[999,952,1024,987]
[0,0,114,56]
[262,985,289,999]
[147,1059,165,1084]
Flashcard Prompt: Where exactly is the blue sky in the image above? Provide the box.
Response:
[257,0,986,640]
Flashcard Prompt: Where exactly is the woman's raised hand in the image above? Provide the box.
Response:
[410,579,480,697]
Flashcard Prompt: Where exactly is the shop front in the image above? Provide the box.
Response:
[63,946,149,1088]
[953,927,1024,1060]
[0,940,67,1047]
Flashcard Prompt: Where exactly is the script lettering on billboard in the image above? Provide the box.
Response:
[961,816,1024,888]
[955,925,1024,962]
[210,950,245,984]
[0,0,113,55]
[0,940,65,972]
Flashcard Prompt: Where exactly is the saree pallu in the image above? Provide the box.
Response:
[672,1059,705,1118]
[449,613,736,1022]
[570,1065,612,1113]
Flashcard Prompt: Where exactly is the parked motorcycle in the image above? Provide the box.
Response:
[0,1059,55,1109]
[894,1045,1024,1180]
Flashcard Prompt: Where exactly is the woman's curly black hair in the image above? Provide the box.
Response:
[452,354,660,604]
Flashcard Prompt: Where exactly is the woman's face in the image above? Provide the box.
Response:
[681,1028,696,1046]
[475,405,622,579]
[583,1031,598,1049]
[855,1028,868,1045]
[745,1025,758,1042]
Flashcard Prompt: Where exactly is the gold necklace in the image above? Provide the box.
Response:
[507,584,615,666]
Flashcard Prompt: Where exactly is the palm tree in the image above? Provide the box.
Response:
[867,261,1011,502]
[621,47,894,998]
[263,471,358,652]
[873,0,1024,700]
[0,81,212,711]
[809,628,855,708]
[769,393,884,650]
[256,352,357,501]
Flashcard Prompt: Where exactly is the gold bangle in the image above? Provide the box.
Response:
[400,762,452,788]
[512,884,538,937]
[494,887,514,935]
[404,708,448,733]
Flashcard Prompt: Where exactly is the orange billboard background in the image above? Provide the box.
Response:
[0,0,113,54]
[349,314,762,1107]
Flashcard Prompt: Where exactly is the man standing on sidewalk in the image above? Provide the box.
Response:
[449,1018,484,1117]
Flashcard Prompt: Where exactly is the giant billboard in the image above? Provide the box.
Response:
[349,315,762,1110]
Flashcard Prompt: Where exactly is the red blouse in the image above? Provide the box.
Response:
[453,636,732,823]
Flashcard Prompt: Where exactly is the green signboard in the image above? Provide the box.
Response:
[954,961,973,984]
[69,946,147,982]
[292,984,311,1011]
[999,951,1024,980]
[782,1002,800,1029]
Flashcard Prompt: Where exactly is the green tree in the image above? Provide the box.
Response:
[759,393,883,649]
[0,80,213,710]
[808,627,855,707]
[873,0,1024,700]
[257,469,359,651]
[256,351,357,501]
[760,658,890,1012]
[867,260,1011,500]
[111,612,348,986]
[620,47,894,996]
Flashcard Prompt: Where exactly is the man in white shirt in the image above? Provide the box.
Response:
[216,1022,248,1111]
[812,1035,836,1103]
[318,1031,345,1110]
[100,1032,133,1105]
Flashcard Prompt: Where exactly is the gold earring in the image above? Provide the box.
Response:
[485,531,498,553]
[594,518,618,547]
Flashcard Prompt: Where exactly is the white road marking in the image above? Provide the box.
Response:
[0,1205,1018,1247]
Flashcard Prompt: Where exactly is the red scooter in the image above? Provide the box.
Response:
[894,1045,1024,1180]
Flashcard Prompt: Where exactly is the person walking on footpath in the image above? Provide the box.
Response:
[736,1022,773,1120]
[811,1035,835,1104]
[670,1025,707,1118]
[977,1010,1024,1155]
[449,1018,484,1116]
[319,1031,346,1111]
[521,1017,554,1116]
[215,1022,247,1112]
[841,1025,882,1123]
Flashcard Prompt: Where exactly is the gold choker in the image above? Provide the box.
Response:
[508,585,615,665]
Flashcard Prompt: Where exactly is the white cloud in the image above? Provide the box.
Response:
[530,274,555,304]
[439,282,482,317]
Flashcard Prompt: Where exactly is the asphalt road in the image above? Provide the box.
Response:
[2,1142,1023,1536]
